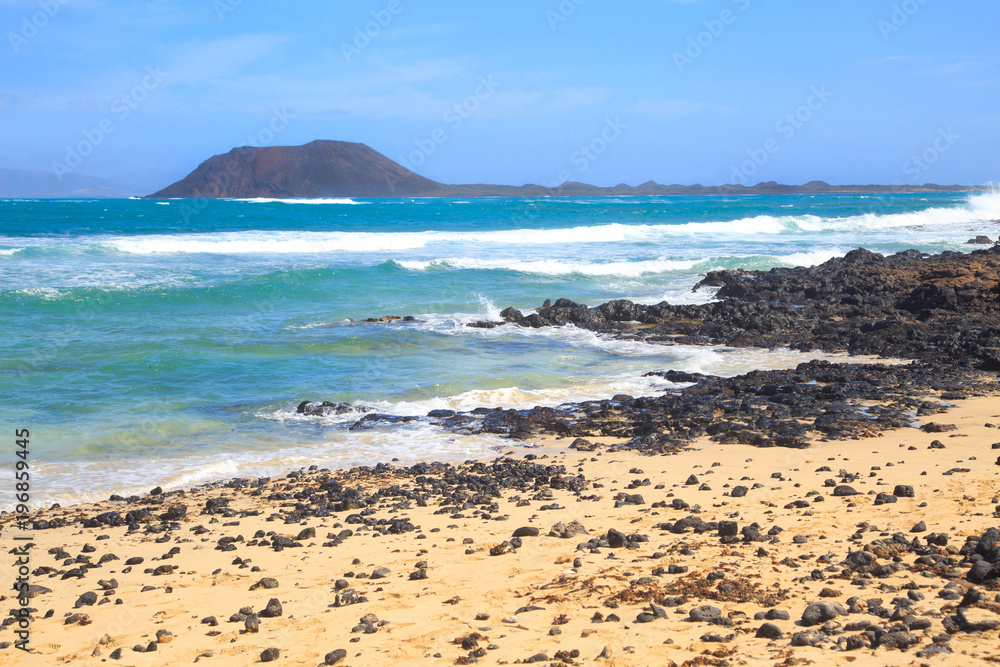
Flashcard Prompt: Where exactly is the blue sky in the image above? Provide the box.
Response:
[1,0,997,189]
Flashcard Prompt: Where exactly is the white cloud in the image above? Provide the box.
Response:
[168,34,294,84]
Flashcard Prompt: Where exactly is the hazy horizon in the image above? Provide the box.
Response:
[2,0,997,192]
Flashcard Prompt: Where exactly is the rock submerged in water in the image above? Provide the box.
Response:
[500,307,523,322]
[359,314,418,323]
[296,400,375,417]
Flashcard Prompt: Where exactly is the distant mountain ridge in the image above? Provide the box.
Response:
[139,139,972,198]
[0,167,136,198]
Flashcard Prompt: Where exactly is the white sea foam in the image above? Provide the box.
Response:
[106,208,994,257]
[232,197,365,205]
[285,319,355,330]
[107,230,434,254]
[634,285,720,306]
[13,190,992,257]
[966,189,1000,217]
[104,225,673,255]
[259,340,887,425]
[398,250,856,276]
[12,424,511,508]
[398,257,702,276]
[8,287,64,299]
[262,375,678,424]
[0,248,23,256]
[476,293,503,320]
[773,248,847,267]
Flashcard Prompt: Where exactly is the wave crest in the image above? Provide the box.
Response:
[231,197,365,205]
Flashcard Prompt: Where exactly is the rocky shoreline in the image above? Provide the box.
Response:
[314,246,1000,452]
[476,245,1000,370]
[4,246,1000,665]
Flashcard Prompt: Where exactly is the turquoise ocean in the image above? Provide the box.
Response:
[2,191,998,507]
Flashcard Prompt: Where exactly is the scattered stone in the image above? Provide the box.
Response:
[244,614,259,633]
[689,605,722,622]
[490,541,515,556]
[756,622,783,639]
[790,631,824,647]
[75,591,97,608]
[956,607,1000,633]
[250,577,279,591]
[324,649,348,665]
[801,601,847,626]
[260,598,282,618]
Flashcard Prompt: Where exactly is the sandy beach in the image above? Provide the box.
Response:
[3,391,998,666]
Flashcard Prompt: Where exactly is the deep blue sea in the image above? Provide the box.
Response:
[3,192,998,507]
